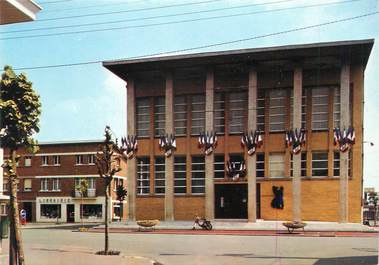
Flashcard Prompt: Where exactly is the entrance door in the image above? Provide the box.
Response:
[67,204,75,223]
[23,202,33,222]
[215,184,248,219]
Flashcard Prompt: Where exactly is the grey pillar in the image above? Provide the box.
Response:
[247,68,257,222]
[127,79,136,221]
[339,63,350,223]
[205,69,215,220]
[165,72,174,221]
[292,67,302,222]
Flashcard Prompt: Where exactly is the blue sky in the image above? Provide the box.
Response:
[0,0,378,188]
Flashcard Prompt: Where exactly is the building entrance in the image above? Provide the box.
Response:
[215,184,260,219]
[67,204,75,223]
[22,202,33,222]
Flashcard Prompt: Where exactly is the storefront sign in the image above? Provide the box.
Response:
[38,197,72,204]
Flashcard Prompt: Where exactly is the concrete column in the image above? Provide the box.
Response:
[205,69,215,220]
[127,79,136,221]
[165,72,174,221]
[292,67,302,222]
[339,63,350,223]
[247,67,257,222]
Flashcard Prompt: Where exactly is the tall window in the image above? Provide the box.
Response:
[214,155,225,179]
[269,89,287,132]
[312,152,328,176]
[191,94,205,135]
[154,97,165,137]
[174,96,187,136]
[41,156,48,166]
[137,157,150,195]
[256,153,265,178]
[174,156,186,194]
[229,91,247,134]
[312,87,329,130]
[24,156,32,167]
[290,88,307,129]
[290,153,307,177]
[257,89,265,131]
[214,92,225,134]
[53,155,60,165]
[136,98,150,137]
[24,179,32,192]
[333,86,340,128]
[52,179,60,191]
[154,157,165,194]
[75,155,83,165]
[191,156,205,194]
[269,153,285,178]
[40,178,49,191]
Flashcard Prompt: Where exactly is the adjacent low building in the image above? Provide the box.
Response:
[103,39,373,223]
[3,140,127,223]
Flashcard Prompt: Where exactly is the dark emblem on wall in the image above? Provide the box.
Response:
[271,186,284,209]
[226,160,247,181]
[334,127,355,152]
[241,130,263,155]
[159,133,177,157]
[285,128,306,154]
[198,131,218,155]
[120,135,138,159]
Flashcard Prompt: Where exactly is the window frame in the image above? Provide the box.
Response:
[191,156,205,194]
[40,178,49,191]
[154,156,165,194]
[137,157,150,195]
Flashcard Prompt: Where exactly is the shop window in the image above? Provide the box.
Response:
[41,156,49,166]
[214,92,225,134]
[24,156,32,167]
[174,156,186,194]
[136,98,150,137]
[257,89,265,131]
[290,153,307,177]
[269,153,285,178]
[75,155,83,165]
[256,153,265,178]
[24,179,32,192]
[174,96,187,136]
[229,91,247,134]
[82,204,102,219]
[312,152,328,176]
[154,157,165,194]
[191,94,205,135]
[40,178,49,191]
[269,88,287,132]
[290,88,307,129]
[137,157,150,195]
[312,87,329,131]
[214,155,225,179]
[40,204,61,219]
[53,155,60,165]
[154,97,165,137]
[191,156,205,194]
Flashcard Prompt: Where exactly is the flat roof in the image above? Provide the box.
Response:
[103,39,374,80]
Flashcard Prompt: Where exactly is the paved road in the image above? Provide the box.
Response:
[1,227,378,265]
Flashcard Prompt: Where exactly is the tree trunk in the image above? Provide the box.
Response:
[9,150,25,265]
[104,183,109,254]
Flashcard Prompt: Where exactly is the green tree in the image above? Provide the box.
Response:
[0,66,41,265]
[75,179,88,229]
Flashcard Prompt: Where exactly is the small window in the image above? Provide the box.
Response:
[88,154,95,164]
[53,155,60,165]
[174,96,187,136]
[137,157,150,195]
[41,156,49,166]
[269,89,287,132]
[52,179,60,191]
[256,153,265,178]
[24,156,32,167]
[214,155,225,179]
[75,155,83,165]
[174,156,186,194]
[24,179,32,192]
[154,97,165,137]
[312,152,328,177]
[154,157,165,194]
[290,153,307,177]
[40,178,49,191]
[191,156,205,194]
[269,153,285,178]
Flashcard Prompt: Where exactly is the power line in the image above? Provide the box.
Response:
[2,0,299,34]
[0,0,363,40]
[36,0,225,22]
[13,11,378,71]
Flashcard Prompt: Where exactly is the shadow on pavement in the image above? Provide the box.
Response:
[313,256,378,265]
